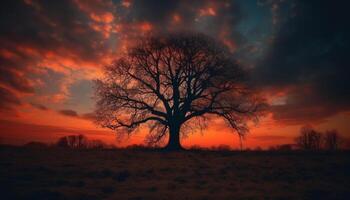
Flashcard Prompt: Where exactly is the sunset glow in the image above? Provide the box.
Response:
[0,0,349,149]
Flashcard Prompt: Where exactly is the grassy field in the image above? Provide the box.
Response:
[1,146,349,200]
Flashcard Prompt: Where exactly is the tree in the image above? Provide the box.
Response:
[56,134,88,149]
[295,126,322,150]
[324,129,340,151]
[95,32,264,150]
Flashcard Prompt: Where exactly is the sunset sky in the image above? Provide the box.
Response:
[0,0,349,149]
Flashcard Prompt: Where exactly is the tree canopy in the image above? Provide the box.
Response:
[95,32,264,150]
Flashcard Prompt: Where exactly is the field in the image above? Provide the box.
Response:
[1,146,349,200]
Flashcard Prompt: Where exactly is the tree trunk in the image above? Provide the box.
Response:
[164,125,183,151]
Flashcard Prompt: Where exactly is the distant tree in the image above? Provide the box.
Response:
[56,135,88,149]
[76,135,87,149]
[295,126,322,150]
[95,32,264,150]
[324,129,341,151]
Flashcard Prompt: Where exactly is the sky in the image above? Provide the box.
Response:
[0,0,349,149]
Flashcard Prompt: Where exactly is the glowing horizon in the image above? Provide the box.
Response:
[0,0,349,149]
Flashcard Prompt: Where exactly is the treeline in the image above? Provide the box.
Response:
[267,126,344,151]
[56,135,108,149]
[21,126,346,151]
[294,126,342,151]
[24,135,115,149]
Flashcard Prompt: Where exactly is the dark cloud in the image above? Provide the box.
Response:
[124,0,179,24]
[0,67,34,93]
[254,0,350,123]
[33,68,66,96]
[1,0,348,127]
[0,0,115,113]
[66,79,94,111]
[59,109,78,117]
[0,86,21,112]
[117,0,246,50]
[270,87,350,125]
[0,0,112,62]
[58,109,96,121]
[0,0,250,116]
[30,103,48,111]
[81,112,97,121]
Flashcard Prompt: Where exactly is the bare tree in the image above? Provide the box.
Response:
[95,32,264,150]
[295,126,322,150]
[324,129,340,151]
[56,135,88,149]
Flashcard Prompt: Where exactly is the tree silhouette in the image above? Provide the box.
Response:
[56,135,88,149]
[95,32,263,150]
[324,129,341,151]
[56,135,107,149]
[295,126,322,150]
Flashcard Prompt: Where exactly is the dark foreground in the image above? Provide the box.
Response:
[1,146,349,200]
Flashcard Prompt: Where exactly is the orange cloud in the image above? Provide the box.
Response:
[90,12,114,23]
[219,28,237,52]
[121,0,132,8]
[74,0,116,38]
[172,14,181,24]
[199,7,216,17]
[139,22,153,32]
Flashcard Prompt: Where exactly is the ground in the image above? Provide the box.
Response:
[1,146,349,200]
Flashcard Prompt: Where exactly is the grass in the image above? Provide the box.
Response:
[0,146,349,199]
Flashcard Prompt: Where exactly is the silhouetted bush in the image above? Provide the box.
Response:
[188,145,208,151]
[125,144,153,151]
[209,144,231,151]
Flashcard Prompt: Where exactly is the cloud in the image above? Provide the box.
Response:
[57,108,96,121]
[30,102,48,111]
[65,79,94,111]
[0,67,34,93]
[253,0,350,124]
[113,0,245,52]
[0,0,118,113]
[0,87,21,112]
[58,109,79,117]
[0,0,251,117]
[269,86,350,125]
[2,0,347,130]
[81,112,97,121]
[0,119,112,145]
